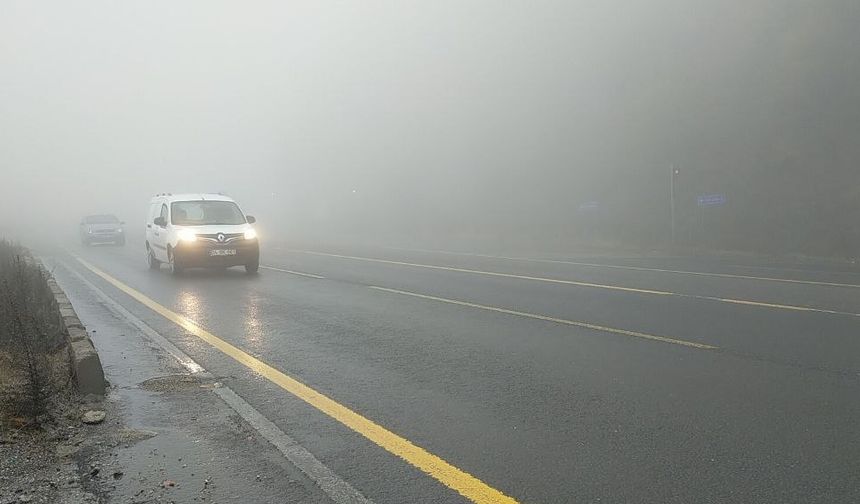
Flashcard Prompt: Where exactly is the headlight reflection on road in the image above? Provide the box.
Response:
[174,291,266,353]
[243,295,264,349]
[176,290,207,353]
[177,290,203,325]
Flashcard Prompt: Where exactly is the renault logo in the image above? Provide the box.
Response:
[217,233,226,242]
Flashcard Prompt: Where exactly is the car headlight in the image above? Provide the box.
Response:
[117,228,123,233]
[177,229,197,242]
[244,228,258,240]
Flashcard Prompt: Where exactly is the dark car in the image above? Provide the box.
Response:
[80,214,126,246]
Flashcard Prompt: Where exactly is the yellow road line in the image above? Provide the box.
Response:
[368,286,717,350]
[73,257,517,504]
[260,265,325,279]
[291,250,860,317]
[378,247,860,289]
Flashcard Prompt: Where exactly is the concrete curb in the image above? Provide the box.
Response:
[45,269,105,396]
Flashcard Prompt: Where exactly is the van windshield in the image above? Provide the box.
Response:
[171,201,246,226]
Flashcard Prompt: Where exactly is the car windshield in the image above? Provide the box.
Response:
[85,215,119,224]
[171,201,246,226]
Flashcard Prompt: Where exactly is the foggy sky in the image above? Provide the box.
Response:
[2,1,859,251]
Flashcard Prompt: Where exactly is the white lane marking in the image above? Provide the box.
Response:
[724,262,860,276]
[286,250,671,296]
[374,246,860,289]
[261,265,326,279]
[285,249,860,318]
[369,286,717,349]
[58,258,373,504]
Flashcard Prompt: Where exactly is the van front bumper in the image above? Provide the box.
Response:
[173,240,259,268]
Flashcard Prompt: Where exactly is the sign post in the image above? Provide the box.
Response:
[577,201,600,242]
[696,193,727,246]
[670,165,680,248]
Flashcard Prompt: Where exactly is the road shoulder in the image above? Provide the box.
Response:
[50,258,333,504]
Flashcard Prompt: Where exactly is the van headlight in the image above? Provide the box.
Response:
[177,229,197,242]
[244,228,257,240]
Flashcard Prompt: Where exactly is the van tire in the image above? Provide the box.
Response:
[146,244,161,270]
[168,247,184,276]
[245,260,259,274]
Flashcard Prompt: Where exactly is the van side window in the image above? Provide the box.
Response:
[160,204,168,223]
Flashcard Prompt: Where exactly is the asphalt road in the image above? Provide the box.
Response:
[48,239,860,503]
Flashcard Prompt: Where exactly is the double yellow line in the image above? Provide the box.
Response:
[74,257,517,504]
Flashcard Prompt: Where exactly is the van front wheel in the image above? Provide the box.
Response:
[146,244,161,270]
[168,248,184,276]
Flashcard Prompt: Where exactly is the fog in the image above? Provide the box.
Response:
[2,1,859,255]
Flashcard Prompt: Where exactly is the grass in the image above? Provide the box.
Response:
[0,239,72,428]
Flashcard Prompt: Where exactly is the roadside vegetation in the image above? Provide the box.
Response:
[0,239,72,427]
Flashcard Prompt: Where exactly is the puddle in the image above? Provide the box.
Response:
[139,375,214,392]
[113,428,158,445]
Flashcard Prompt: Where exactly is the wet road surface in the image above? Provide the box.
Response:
[46,240,860,503]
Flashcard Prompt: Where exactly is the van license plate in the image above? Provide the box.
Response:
[210,249,236,256]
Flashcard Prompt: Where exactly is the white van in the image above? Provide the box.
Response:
[145,193,259,274]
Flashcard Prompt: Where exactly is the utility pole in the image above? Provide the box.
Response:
[670,164,679,248]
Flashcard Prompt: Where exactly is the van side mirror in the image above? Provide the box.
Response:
[153,217,166,227]
[246,215,256,224]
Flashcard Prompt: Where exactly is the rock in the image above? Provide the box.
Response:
[56,444,80,458]
[81,410,106,425]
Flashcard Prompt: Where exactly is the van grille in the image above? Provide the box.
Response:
[197,233,243,244]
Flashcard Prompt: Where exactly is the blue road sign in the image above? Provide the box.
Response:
[697,194,726,207]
